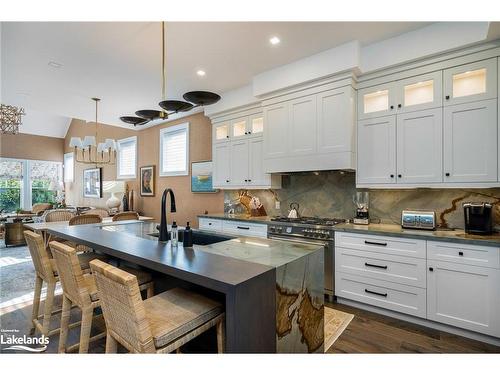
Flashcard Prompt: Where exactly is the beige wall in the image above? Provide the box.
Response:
[64,113,224,226]
[0,133,64,162]
[135,113,224,227]
[64,119,138,209]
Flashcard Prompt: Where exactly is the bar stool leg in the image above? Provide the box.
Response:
[105,332,117,353]
[146,283,154,299]
[78,306,93,353]
[30,276,43,335]
[41,281,56,335]
[58,295,72,353]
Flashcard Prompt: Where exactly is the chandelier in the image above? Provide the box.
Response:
[69,98,117,165]
[120,22,221,127]
[0,104,25,134]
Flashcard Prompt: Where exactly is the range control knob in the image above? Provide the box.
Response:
[270,226,276,232]
[277,227,283,233]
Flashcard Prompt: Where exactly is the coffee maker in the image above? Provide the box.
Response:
[463,202,493,234]
[353,192,370,225]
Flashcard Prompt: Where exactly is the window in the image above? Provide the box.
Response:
[64,152,74,182]
[0,159,23,212]
[117,136,137,179]
[160,123,189,176]
[0,158,62,211]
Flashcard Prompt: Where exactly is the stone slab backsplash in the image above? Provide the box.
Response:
[223,171,500,230]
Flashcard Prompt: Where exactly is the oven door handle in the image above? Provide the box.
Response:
[267,235,328,246]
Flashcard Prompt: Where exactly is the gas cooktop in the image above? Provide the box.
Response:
[270,216,346,227]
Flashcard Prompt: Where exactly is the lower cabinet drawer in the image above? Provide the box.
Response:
[199,218,222,232]
[221,220,267,238]
[335,272,426,318]
[335,231,426,259]
[336,247,427,288]
[428,240,500,269]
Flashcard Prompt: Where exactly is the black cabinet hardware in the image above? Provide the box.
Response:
[445,173,450,177]
[226,136,229,138]
[208,222,212,225]
[226,180,230,183]
[398,104,402,108]
[398,174,402,178]
[244,179,248,182]
[248,131,251,134]
[365,289,387,297]
[365,240,387,247]
[390,105,394,110]
[237,226,250,230]
[429,267,434,272]
[390,174,394,178]
[248,179,252,182]
[244,132,248,135]
[445,95,450,100]
[459,251,464,256]
[365,262,388,270]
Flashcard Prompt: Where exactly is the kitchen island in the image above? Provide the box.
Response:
[47,221,324,353]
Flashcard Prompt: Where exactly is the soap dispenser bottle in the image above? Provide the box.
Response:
[183,221,193,247]
[171,221,178,247]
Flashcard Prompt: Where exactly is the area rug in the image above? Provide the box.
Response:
[324,307,354,352]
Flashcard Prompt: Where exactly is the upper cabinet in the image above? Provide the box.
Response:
[443,58,497,106]
[211,108,281,190]
[263,84,356,173]
[358,72,442,120]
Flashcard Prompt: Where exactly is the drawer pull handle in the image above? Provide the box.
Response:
[365,240,387,247]
[365,289,387,297]
[237,226,250,230]
[365,262,388,270]
[208,223,212,225]
[458,251,464,256]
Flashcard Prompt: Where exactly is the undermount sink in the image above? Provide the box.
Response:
[147,230,233,245]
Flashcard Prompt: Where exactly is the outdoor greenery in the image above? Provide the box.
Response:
[0,179,21,212]
[0,178,56,212]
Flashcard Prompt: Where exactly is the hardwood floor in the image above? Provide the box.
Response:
[326,301,500,353]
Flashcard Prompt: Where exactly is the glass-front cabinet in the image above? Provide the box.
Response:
[443,58,497,106]
[230,117,248,139]
[248,114,264,137]
[397,71,442,113]
[213,122,230,143]
[358,82,397,120]
[230,114,264,139]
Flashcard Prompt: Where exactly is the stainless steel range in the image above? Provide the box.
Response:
[267,216,346,298]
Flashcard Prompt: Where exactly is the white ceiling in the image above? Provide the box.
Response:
[1,21,430,134]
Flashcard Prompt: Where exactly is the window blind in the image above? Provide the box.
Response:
[64,153,74,182]
[117,137,137,178]
[160,125,188,175]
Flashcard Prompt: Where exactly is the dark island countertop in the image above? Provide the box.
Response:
[334,223,500,248]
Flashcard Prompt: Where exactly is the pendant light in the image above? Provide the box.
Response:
[120,22,220,126]
[69,98,117,165]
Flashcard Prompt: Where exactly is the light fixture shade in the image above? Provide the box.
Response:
[97,142,108,153]
[105,138,116,150]
[82,136,96,148]
[69,137,83,149]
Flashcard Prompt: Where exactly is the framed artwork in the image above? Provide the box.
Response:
[140,165,155,196]
[191,161,217,193]
[83,167,102,198]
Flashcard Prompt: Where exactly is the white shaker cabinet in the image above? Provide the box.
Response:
[357,115,396,185]
[248,137,268,186]
[317,87,355,154]
[288,95,317,156]
[396,71,443,114]
[443,58,497,107]
[443,99,498,183]
[263,102,289,159]
[229,139,250,186]
[427,260,500,338]
[213,142,231,186]
[396,108,443,184]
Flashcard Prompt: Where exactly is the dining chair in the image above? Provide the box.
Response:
[112,211,139,221]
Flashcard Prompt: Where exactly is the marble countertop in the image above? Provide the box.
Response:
[198,213,275,225]
[334,223,500,247]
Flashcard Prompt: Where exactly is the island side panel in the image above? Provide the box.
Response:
[225,268,277,353]
[276,248,324,353]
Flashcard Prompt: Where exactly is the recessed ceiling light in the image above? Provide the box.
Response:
[197,70,206,77]
[269,36,280,45]
[48,61,63,69]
